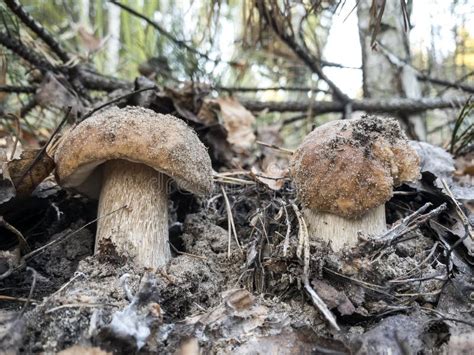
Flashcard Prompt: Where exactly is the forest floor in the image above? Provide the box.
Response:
[0,113,473,354]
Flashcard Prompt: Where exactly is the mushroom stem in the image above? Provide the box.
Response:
[96,160,170,268]
[303,205,386,251]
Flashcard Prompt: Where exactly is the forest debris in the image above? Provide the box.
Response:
[36,73,84,117]
[185,289,268,335]
[251,162,288,190]
[2,149,54,198]
[163,84,210,123]
[311,279,355,316]
[374,203,447,245]
[216,97,256,153]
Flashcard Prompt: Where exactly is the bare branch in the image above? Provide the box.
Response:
[242,95,470,117]
[216,85,329,93]
[0,31,56,71]
[3,0,70,63]
[0,85,37,93]
[255,0,350,103]
[418,75,474,94]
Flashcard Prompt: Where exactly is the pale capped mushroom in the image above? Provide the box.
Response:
[290,115,420,251]
[55,106,213,268]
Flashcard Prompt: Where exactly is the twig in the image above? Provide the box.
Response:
[19,267,37,316]
[290,204,330,332]
[168,241,207,260]
[220,185,243,256]
[373,203,447,244]
[256,140,294,154]
[80,86,157,121]
[421,307,474,328]
[214,175,255,186]
[0,295,38,304]
[45,302,120,314]
[50,272,85,298]
[440,179,474,242]
[0,216,30,252]
[0,85,37,93]
[304,280,340,331]
[19,205,127,265]
[255,0,349,103]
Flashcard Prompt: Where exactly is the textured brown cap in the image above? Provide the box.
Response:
[290,116,420,218]
[55,106,213,198]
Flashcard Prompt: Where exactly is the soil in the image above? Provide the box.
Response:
[0,173,472,355]
[0,117,472,354]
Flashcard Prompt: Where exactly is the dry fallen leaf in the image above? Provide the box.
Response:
[3,149,55,198]
[216,97,256,154]
[251,162,288,191]
[36,73,84,118]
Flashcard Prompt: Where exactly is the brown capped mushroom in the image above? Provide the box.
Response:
[290,115,420,251]
[55,106,213,268]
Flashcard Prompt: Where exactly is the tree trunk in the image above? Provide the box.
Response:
[357,0,426,140]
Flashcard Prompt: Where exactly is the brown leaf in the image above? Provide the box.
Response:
[312,279,355,316]
[36,73,84,117]
[216,97,256,154]
[3,150,55,198]
[163,83,210,123]
[251,162,288,191]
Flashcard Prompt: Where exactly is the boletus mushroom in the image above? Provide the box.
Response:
[290,115,420,251]
[55,106,213,268]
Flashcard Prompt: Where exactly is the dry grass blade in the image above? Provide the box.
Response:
[220,185,243,257]
[304,280,340,331]
[256,140,294,154]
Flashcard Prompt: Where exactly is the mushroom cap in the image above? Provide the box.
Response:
[55,106,213,198]
[290,116,420,218]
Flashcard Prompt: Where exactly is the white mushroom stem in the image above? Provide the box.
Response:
[303,205,386,251]
[96,160,170,268]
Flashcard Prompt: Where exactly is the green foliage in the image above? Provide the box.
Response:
[450,97,473,156]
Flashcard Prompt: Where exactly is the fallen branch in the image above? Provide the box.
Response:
[242,95,470,115]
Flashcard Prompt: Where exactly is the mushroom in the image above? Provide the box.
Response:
[55,106,213,268]
[290,115,420,251]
